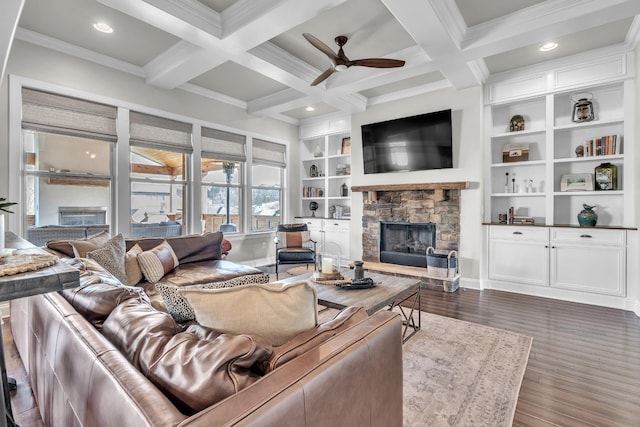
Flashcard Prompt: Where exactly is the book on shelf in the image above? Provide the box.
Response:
[511,215,535,224]
[302,186,324,197]
[582,134,622,157]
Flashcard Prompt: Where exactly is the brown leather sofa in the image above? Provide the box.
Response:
[10,233,404,426]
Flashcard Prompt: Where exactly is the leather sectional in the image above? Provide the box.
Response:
[10,232,403,426]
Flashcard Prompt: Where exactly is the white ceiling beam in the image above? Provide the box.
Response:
[144,40,227,88]
[221,0,347,47]
[246,46,429,116]
[99,0,349,89]
[0,0,25,85]
[381,0,484,89]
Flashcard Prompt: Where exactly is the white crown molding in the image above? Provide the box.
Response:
[223,0,291,36]
[249,42,321,87]
[14,28,145,77]
[429,0,467,49]
[180,83,247,110]
[625,15,640,49]
[143,0,222,38]
[467,58,490,85]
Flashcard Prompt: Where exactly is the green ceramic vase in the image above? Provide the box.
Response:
[577,204,597,227]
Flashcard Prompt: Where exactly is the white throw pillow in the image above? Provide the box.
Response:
[124,243,144,285]
[178,280,318,346]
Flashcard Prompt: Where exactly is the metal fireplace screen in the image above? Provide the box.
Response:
[379,221,436,268]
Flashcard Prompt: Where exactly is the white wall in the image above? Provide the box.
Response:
[350,86,484,283]
[0,39,298,264]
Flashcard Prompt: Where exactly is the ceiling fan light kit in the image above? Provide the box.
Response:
[303,33,405,86]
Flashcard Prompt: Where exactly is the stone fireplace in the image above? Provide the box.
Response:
[352,182,467,267]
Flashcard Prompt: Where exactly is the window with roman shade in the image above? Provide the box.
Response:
[200,128,246,234]
[251,139,285,232]
[129,112,192,237]
[21,88,116,233]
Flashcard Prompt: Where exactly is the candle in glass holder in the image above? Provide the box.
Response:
[321,257,333,274]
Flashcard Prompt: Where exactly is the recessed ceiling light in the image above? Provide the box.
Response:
[305,106,315,112]
[93,22,114,34]
[539,42,558,52]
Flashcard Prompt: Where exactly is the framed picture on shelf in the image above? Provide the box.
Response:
[341,137,351,155]
[560,173,593,192]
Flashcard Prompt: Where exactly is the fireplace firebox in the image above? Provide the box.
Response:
[379,221,436,268]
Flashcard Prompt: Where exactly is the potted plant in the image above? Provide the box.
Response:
[0,197,17,214]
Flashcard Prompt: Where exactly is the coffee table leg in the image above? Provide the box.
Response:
[389,288,421,343]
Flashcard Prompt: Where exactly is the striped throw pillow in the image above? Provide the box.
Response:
[137,240,179,283]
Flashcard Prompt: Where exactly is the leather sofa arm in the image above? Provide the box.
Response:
[182,310,403,427]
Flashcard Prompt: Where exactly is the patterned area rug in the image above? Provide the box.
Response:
[403,313,532,426]
[259,264,531,426]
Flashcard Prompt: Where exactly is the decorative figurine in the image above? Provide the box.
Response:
[571,93,595,123]
[509,115,525,132]
[309,201,319,217]
[575,145,584,157]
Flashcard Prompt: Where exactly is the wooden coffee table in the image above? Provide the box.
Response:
[283,269,421,343]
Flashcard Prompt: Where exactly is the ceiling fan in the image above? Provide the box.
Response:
[303,33,405,86]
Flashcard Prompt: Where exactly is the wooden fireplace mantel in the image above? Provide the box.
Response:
[351,182,469,192]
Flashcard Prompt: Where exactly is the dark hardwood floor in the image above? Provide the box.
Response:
[3,286,640,426]
[416,287,640,427]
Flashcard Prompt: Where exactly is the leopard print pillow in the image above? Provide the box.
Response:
[156,273,270,323]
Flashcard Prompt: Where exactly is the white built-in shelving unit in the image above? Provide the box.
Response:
[483,50,637,311]
[297,114,352,264]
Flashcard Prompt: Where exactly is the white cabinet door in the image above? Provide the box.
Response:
[322,220,350,265]
[550,241,626,296]
[489,238,549,286]
[302,218,323,246]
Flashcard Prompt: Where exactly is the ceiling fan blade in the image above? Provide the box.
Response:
[310,68,336,86]
[303,33,338,66]
[348,58,406,68]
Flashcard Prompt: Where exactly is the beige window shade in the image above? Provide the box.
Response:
[130,111,192,152]
[201,127,246,162]
[253,139,286,167]
[21,88,117,141]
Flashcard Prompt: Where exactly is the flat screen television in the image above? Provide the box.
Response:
[361,109,453,174]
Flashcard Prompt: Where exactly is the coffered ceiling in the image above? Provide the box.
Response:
[13,0,640,124]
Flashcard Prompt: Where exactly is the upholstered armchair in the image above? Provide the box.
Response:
[274,223,317,279]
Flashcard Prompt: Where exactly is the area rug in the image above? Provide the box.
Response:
[403,313,532,427]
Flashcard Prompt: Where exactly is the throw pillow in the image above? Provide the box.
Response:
[124,243,143,286]
[86,233,127,284]
[69,231,111,258]
[178,280,318,346]
[277,230,312,249]
[155,273,270,323]
[136,240,179,283]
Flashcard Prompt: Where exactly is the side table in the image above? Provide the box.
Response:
[0,232,80,427]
